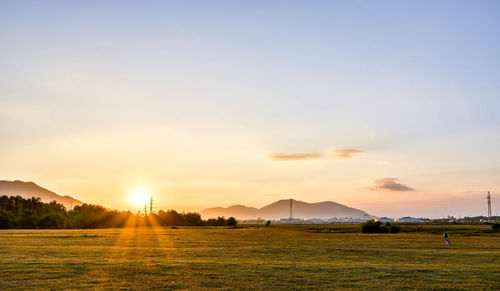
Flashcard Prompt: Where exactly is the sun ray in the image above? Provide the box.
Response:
[146,214,177,253]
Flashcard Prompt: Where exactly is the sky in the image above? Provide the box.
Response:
[1,0,499,218]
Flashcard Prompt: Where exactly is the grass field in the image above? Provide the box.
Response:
[0,224,499,290]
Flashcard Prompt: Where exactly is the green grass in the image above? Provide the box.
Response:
[0,224,498,290]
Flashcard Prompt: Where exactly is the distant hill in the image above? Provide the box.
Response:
[201,204,259,219]
[201,199,373,220]
[0,180,83,209]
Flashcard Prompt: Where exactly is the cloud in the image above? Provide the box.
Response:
[268,152,322,161]
[370,178,414,191]
[332,149,363,159]
[268,148,364,161]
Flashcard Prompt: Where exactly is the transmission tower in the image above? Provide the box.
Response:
[144,204,147,217]
[150,196,154,215]
[289,199,293,223]
[487,191,492,221]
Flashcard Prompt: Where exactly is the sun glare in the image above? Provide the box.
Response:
[130,188,150,207]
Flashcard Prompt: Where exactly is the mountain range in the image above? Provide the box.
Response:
[201,199,373,220]
[0,180,83,209]
[0,181,374,219]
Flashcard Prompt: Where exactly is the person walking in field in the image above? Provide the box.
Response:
[443,232,450,246]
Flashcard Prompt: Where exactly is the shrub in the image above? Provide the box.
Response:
[227,217,237,226]
[492,223,500,232]
[361,220,389,233]
[389,225,401,233]
[265,220,271,226]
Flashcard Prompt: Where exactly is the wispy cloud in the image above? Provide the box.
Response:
[332,149,363,159]
[268,152,322,161]
[370,178,414,191]
[269,148,364,161]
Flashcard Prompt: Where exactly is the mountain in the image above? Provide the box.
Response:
[0,180,83,209]
[201,199,373,220]
[201,205,259,220]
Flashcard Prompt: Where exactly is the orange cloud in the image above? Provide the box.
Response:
[269,152,322,161]
[370,178,414,191]
[332,149,363,159]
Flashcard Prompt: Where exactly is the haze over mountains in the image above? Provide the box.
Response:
[201,199,373,220]
[0,181,374,219]
[0,180,83,209]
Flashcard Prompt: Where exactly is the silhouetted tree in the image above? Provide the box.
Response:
[389,225,401,233]
[183,212,203,226]
[227,217,237,226]
[216,217,226,226]
[361,220,401,233]
[206,218,218,226]
[0,209,13,229]
[157,210,185,226]
[361,220,389,233]
[0,195,229,229]
[39,214,64,228]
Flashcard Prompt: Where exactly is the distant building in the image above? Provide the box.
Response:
[303,219,326,224]
[270,217,372,224]
[396,217,423,223]
[275,218,303,224]
[377,217,395,223]
[303,217,370,223]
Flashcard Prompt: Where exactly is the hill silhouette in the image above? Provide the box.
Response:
[201,199,372,220]
[0,180,83,209]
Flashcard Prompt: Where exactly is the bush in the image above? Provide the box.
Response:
[389,225,401,233]
[492,223,500,232]
[265,220,271,226]
[227,217,237,226]
[205,217,236,226]
[361,220,389,233]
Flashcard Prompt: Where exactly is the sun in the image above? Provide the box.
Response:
[129,188,150,207]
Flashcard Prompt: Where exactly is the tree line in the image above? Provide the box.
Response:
[361,220,401,233]
[0,195,236,229]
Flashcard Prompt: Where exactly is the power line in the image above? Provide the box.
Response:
[487,191,492,221]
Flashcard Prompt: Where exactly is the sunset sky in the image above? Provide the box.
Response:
[1,1,499,218]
